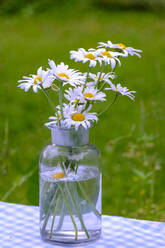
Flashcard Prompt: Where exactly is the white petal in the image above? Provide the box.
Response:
[37,66,42,75]
[111,59,116,69]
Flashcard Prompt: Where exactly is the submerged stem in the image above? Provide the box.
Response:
[49,195,61,239]
[60,160,67,176]
[58,184,78,240]
[41,182,51,200]
[56,201,65,231]
[77,182,101,217]
[75,161,79,174]
[41,188,59,234]
[65,183,90,239]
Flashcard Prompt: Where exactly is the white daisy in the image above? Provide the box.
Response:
[98,40,142,58]
[45,104,69,127]
[64,105,98,130]
[45,111,63,127]
[116,43,142,57]
[97,48,122,69]
[18,67,54,93]
[48,60,84,86]
[80,86,106,102]
[86,72,115,86]
[64,87,85,104]
[97,40,114,49]
[105,83,136,100]
[65,85,106,103]
[70,48,99,67]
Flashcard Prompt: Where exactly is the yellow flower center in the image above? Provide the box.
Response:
[117,43,126,49]
[58,73,69,79]
[95,76,103,81]
[83,92,94,98]
[52,172,64,179]
[34,76,42,85]
[72,113,85,122]
[101,51,112,58]
[58,113,62,120]
[85,53,95,60]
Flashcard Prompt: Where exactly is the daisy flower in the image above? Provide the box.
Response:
[105,83,136,100]
[86,72,115,86]
[116,43,142,57]
[18,67,54,93]
[80,86,106,102]
[70,48,99,67]
[64,87,85,104]
[45,104,69,128]
[48,60,84,86]
[64,105,98,130]
[97,40,114,49]
[97,48,122,69]
[65,86,106,103]
[45,111,64,128]
[98,40,142,58]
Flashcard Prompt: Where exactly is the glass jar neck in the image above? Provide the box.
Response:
[50,126,89,147]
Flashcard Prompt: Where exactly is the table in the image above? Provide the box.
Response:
[0,201,165,248]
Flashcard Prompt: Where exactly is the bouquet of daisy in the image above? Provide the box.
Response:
[18,41,142,130]
[18,40,142,243]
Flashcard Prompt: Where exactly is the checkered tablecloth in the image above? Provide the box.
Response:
[0,201,165,248]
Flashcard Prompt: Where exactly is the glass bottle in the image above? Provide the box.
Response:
[39,126,102,245]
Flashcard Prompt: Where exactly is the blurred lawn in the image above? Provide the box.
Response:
[0,6,165,221]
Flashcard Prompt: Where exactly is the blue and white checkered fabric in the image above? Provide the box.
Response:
[0,201,165,248]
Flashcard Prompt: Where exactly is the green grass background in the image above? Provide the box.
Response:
[0,3,165,221]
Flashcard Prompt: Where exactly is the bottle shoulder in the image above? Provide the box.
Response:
[41,142,99,152]
[40,143,100,162]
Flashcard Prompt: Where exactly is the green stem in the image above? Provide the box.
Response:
[41,181,51,200]
[41,188,59,233]
[82,62,90,93]
[58,184,78,240]
[59,82,64,120]
[77,182,101,217]
[49,194,61,239]
[75,161,79,174]
[85,62,90,83]
[96,62,105,86]
[98,93,118,117]
[65,183,90,239]
[82,100,91,113]
[58,160,89,238]
[99,81,106,91]
[60,160,67,176]
[41,85,56,112]
[56,201,65,231]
